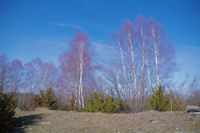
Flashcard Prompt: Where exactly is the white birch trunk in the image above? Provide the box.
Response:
[152,25,160,86]
[128,33,138,112]
[77,68,81,108]
[140,25,145,111]
[118,41,130,98]
[145,57,153,93]
[79,42,84,109]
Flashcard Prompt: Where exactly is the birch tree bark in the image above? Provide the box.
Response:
[152,25,160,86]
[140,25,146,111]
[128,33,138,112]
[79,42,84,109]
[118,41,130,98]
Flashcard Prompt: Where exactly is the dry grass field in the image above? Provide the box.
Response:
[14,108,200,133]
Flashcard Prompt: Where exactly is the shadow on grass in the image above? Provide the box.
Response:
[12,114,45,133]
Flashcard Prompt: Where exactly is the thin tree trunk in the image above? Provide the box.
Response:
[146,57,153,93]
[69,75,74,100]
[152,25,160,86]
[76,68,81,108]
[118,41,130,99]
[111,70,121,99]
[140,25,145,111]
[128,33,138,112]
[79,43,84,109]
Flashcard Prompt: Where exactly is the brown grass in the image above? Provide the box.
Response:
[15,108,200,133]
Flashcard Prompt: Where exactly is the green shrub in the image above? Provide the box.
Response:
[43,88,58,110]
[148,85,168,111]
[49,99,58,110]
[102,95,114,113]
[86,91,104,112]
[148,85,183,111]
[9,92,18,109]
[0,89,18,133]
[86,91,125,113]
[19,88,59,110]
[166,93,183,111]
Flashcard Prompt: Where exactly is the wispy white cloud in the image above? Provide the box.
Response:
[51,22,81,29]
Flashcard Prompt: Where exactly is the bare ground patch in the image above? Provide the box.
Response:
[14,108,200,133]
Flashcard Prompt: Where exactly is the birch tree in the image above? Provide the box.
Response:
[149,18,175,87]
[120,21,139,111]
[59,32,95,109]
[112,16,175,112]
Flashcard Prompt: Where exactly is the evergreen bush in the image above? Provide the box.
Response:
[0,89,18,132]
[86,91,125,113]
[148,85,168,111]
[148,85,183,111]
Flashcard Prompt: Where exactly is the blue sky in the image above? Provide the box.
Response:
[0,0,200,82]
